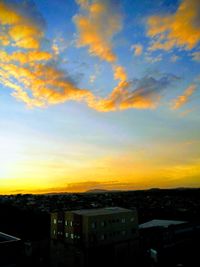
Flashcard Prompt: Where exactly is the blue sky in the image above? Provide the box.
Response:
[0,0,200,193]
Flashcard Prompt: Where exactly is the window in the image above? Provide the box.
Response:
[130,217,134,222]
[65,220,68,226]
[91,222,96,229]
[65,232,69,238]
[53,219,57,224]
[58,232,63,235]
[71,233,74,239]
[53,230,56,235]
[121,218,126,223]
[101,221,105,227]
[122,230,126,235]
[70,221,73,227]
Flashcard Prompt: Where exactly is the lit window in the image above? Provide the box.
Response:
[65,220,68,226]
[121,218,126,223]
[53,219,57,224]
[71,234,74,239]
[53,230,56,235]
[70,221,73,227]
[65,233,69,238]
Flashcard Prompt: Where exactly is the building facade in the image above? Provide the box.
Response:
[51,207,138,247]
[50,207,139,267]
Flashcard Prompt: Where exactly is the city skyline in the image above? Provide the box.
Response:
[0,0,200,194]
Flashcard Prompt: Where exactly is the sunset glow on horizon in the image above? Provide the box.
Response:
[0,0,200,194]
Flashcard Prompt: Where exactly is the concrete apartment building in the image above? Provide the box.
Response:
[51,207,138,246]
[50,207,139,267]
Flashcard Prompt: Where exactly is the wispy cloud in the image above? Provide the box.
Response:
[89,74,178,111]
[74,0,130,92]
[191,51,200,61]
[0,1,93,107]
[131,44,143,56]
[147,0,200,52]
[0,1,43,49]
[0,0,183,112]
[170,55,180,62]
[74,0,122,63]
[145,54,163,64]
[171,84,197,110]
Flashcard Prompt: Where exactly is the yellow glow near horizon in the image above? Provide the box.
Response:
[0,0,200,195]
[1,141,200,194]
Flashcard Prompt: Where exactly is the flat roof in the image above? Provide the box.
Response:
[139,219,187,229]
[0,232,20,243]
[70,207,134,216]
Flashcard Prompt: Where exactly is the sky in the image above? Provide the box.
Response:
[0,0,200,194]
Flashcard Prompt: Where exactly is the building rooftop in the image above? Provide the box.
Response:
[70,207,134,216]
[0,232,20,243]
[139,219,187,229]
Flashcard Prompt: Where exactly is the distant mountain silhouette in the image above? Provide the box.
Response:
[85,189,122,193]
[85,189,109,193]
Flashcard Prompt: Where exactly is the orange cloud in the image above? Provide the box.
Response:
[113,65,127,83]
[171,84,197,110]
[131,44,143,56]
[74,0,122,63]
[0,50,52,65]
[0,1,94,107]
[0,57,93,107]
[89,75,175,112]
[147,0,200,51]
[0,2,43,49]
[74,0,132,107]
[0,1,177,112]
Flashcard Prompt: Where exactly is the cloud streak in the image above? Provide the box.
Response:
[171,84,197,110]
[147,0,200,51]
[74,0,122,63]
[89,75,177,111]
[131,44,143,56]
[0,1,43,49]
[191,51,200,61]
[0,1,94,107]
[0,1,183,112]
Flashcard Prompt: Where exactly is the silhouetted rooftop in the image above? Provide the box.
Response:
[139,219,187,229]
[0,232,20,243]
[71,207,134,216]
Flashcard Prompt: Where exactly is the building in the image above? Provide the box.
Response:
[50,207,139,267]
[0,232,22,267]
[139,219,200,267]
[51,207,138,246]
